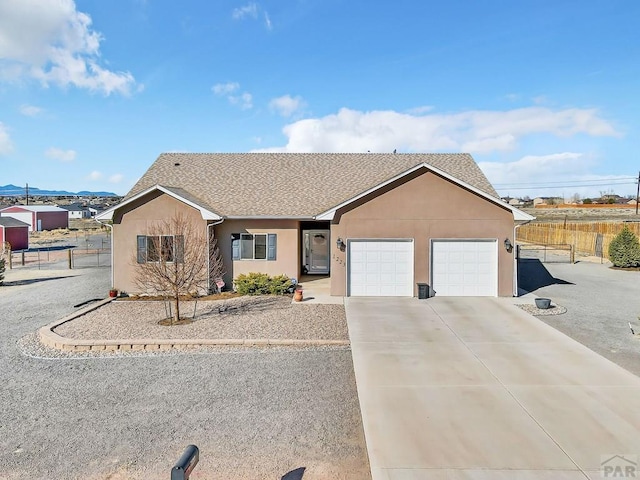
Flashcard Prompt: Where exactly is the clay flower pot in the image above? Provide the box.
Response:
[293,289,303,302]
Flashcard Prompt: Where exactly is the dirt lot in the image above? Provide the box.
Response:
[525,206,640,223]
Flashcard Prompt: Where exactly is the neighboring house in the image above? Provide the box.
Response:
[0,205,68,231]
[60,204,91,219]
[0,217,29,251]
[97,153,534,298]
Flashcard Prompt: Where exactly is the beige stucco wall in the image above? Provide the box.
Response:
[213,219,300,288]
[112,192,207,294]
[329,170,515,297]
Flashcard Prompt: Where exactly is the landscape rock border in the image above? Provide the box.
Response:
[38,297,350,352]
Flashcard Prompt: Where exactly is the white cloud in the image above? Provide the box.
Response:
[213,82,252,109]
[0,0,137,95]
[87,170,102,180]
[255,106,620,154]
[232,3,272,30]
[45,147,76,162]
[269,94,306,117]
[19,104,44,117]
[109,173,123,183]
[479,153,636,198]
[229,92,253,110]
[0,122,13,155]
[212,82,239,95]
[406,105,434,115]
[232,3,258,19]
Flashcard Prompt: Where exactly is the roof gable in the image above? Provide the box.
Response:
[97,185,222,221]
[124,153,503,218]
[316,162,534,221]
[0,205,65,213]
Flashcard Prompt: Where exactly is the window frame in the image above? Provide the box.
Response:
[137,234,184,264]
[232,233,276,261]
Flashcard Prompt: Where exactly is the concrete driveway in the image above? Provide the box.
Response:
[346,297,640,479]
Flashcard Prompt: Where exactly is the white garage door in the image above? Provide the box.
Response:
[431,240,498,296]
[348,240,414,296]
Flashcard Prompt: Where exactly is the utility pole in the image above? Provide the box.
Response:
[25,183,29,205]
[636,171,640,215]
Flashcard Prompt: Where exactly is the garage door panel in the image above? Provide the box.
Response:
[348,240,414,297]
[431,240,497,297]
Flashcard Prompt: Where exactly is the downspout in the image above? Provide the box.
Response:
[207,219,224,293]
[513,220,531,297]
[98,221,114,288]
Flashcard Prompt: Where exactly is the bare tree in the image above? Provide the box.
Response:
[133,212,225,324]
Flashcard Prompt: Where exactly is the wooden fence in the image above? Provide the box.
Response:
[516,222,640,259]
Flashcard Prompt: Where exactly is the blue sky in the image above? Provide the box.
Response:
[0,0,638,199]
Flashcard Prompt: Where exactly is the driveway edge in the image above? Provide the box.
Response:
[38,298,350,352]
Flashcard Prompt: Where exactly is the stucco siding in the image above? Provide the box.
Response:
[213,219,300,288]
[330,170,514,296]
[112,192,207,293]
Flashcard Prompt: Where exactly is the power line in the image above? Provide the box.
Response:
[493,177,638,187]
[496,182,638,191]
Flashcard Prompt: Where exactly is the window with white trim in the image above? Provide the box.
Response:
[137,235,184,263]
[232,233,277,261]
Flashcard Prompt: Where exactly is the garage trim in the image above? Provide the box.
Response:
[347,238,414,297]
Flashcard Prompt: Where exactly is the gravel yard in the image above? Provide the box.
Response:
[0,266,371,480]
[519,259,640,376]
[54,296,349,341]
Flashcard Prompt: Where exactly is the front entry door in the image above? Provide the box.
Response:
[303,230,330,274]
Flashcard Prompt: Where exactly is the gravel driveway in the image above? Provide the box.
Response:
[0,266,371,479]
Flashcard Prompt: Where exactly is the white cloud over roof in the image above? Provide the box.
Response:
[256,106,620,154]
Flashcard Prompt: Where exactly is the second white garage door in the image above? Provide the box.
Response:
[348,240,414,296]
[431,239,498,296]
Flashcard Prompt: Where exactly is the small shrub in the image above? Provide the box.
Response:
[582,198,593,204]
[609,226,640,268]
[234,272,292,295]
[268,274,293,295]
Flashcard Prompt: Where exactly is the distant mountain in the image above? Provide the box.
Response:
[0,184,119,197]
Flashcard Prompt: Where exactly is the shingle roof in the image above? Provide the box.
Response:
[126,153,499,217]
[0,217,29,227]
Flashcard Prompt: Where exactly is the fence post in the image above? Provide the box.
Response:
[21,251,25,266]
[570,245,575,264]
[68,249,72,269]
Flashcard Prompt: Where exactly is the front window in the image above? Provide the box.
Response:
[232,233,276,261]
[137,235,184,263]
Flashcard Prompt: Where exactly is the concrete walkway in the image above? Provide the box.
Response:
[346,297,640,480]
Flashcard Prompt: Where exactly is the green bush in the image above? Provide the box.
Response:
[234,272,292,295]
[269,274,293,295]
[582,198,593,204]
[609,226,640,268]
